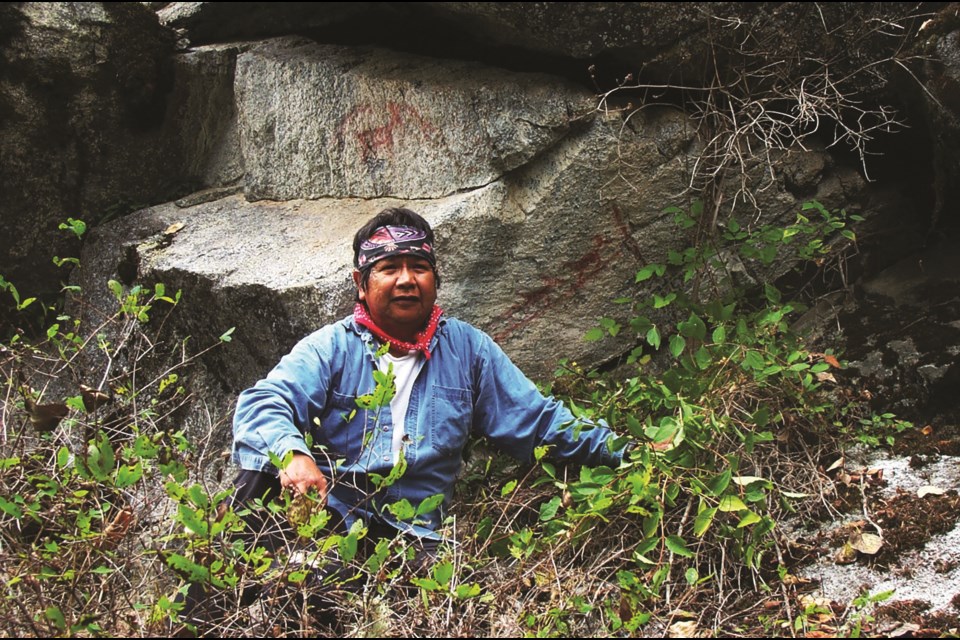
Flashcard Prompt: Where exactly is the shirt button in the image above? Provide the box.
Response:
[382,426,390,432]
[382,454,390,461]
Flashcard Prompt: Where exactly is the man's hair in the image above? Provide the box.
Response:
[352,207,440,290]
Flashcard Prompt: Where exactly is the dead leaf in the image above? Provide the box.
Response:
[921,425,934,436]
[850,531,883,555]
[816,371,837,383]
[668,620,699,638]
[886,622,921,637]
[918,485,946,498]
[80,384,111,412]
[23,397,68,433]
[97,507,134,551]
[163,222,186,236]
[823,354,841,368]
[650,437,674,452]
[834,542,858,564]
[781,573,811,586]
[825,457,844,473]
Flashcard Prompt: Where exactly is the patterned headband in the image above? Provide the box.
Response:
[356,225,436,271]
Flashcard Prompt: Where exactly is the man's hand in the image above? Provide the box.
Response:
[279,452,328,502]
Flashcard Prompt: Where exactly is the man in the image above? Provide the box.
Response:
[230,206,625,553]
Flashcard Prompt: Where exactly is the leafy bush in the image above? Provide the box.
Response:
[0,225,233,636]
[0,204,909,637]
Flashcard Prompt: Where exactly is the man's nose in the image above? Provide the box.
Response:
[396,264,416,285]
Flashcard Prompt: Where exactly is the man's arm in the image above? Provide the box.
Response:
[232,330,336,495]
[470,331,623,467]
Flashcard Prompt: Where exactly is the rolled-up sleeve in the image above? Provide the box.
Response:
[232,332,333,472]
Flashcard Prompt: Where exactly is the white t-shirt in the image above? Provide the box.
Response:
[378,350,424,464]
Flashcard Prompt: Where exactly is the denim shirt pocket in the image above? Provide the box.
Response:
[316,391,367,464]
[429,385,472,456]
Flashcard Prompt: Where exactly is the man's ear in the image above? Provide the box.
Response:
[352,269,365,300]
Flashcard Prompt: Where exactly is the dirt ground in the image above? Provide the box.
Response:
[788,422,960,637]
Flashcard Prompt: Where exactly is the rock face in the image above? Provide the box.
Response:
[0,3,241,324]
[234,38,593,200]
[0,3,174,310]
[78,107,697,411]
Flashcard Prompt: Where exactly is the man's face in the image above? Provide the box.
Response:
[354,255,437,341]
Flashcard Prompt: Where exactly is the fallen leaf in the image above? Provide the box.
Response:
[799,594,834,615]
[886,622,921,637]
[816,371,837,383]
[921,425,934,436]
[163,222,186,236]
[823,354,841,369]
[825,457,844,473]
[834,542,858,564]
[918,485,946,498]
[668,620,699,638]
[781,573,811,586]
[850,532,883,555]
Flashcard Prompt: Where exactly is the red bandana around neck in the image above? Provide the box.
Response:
[353,303,443,359]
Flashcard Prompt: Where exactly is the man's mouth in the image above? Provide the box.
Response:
[392,296,419,304]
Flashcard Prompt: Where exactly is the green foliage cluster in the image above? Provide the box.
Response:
[0,223,235,636]
[0,203,912,637]
[464,200,910,635]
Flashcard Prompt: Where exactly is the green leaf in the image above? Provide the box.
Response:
[600,317,622,337]
[0,497,23,518]
[737,510,762,528]
[116,463,143,489]
[711,325,727,344]
[433,561,454,587]
[56,447,70,469]
[718,495,748,512]
[584,327,604,342]
[685,568,699,585]
[177,504,208,536]
[653,293,676,309]
[288,570,308,584]
[635,264,665,282]
[455,583,482,599]
[416,493,445,516]
[339,532,358,563]
[665,535,695,558]
[219,327,236,343]
[45,606,67,632]
[501,479,518,497]
[678,314,707,340]
[669,334,686,358]
[742,350,765,371]
[646,326,661,350]
[412,577,440,591]
[539,495,562,521]
[386,499,415,521]
[764,284,782,304]
[707,469,732,496]
[693,507,717,537]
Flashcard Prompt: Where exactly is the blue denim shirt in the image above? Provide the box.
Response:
[233,314,622,537]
